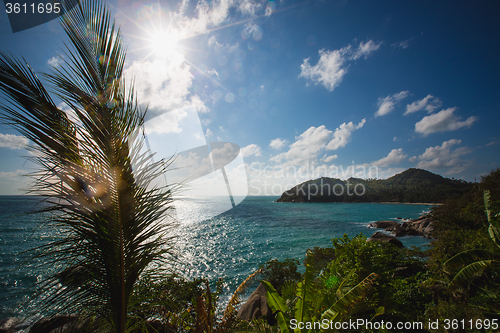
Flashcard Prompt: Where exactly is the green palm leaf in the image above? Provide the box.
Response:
[295,254,316,331]
[484,190,500,247]
[448,260,499,288]
[320,272,378,333]
[445,249,497,270]
[262,280,291,333]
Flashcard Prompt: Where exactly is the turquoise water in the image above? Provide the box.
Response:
[0,195,432,318]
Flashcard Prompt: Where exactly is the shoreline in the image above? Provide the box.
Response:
[275,200,442,205]
[375,202,442,205]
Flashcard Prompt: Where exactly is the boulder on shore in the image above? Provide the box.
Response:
[405,216,436,239]
[237,283,274,324]
[367,231,404,248]
[370,214,437,239]
[369,220,400,229]
[29,315,78,333]
[386,225,408,237]
[0,317,20,333]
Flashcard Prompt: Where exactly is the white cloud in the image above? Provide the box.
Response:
[0,133,29,149]
[47,55,63,67]
[271,125,333,165]
[486,140,498,147]
[375,91,409,117]
[190,95,210,113]
[372,148,407,167]
[351,40,382,60]
[322,154,338,163]
[124,57,194,118]
[271,119,365,166]
[171,0,272,41]
[415,107,477,136]
[299,40,381,92]
[269,138,287,150]
[0,169,25,180]
[326,118,366,150]
[241,144,262,157]
[176,0,233,36]
[207,35,239,52]
[144,108,188,135]
[299,48,349,92]
[124,56,213,136]
[58,102,80,125]
[238,0,264,16]
[205,128,213,138]
[405,94,442,115]
[391,38,413,49]
[210,142,240,168]
[414,139,473,174]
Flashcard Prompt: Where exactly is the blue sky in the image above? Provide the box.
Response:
[0,0,499,195]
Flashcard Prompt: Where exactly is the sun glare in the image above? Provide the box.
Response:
[148,29,180,58]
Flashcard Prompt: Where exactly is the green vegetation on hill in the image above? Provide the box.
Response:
[277,168,473,203]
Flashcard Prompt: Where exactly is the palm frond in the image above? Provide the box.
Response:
[320,272,378,325]
[219,269,263,332]
[449,260,499,288]
[195,280,216,333]
[0,0,178,332]
[444,249,497,271]
[0,53,79,162]
[484,190,500,247]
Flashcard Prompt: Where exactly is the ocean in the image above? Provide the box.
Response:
[0,195,432,318]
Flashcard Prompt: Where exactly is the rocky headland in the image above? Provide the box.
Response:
[276,168,472,204]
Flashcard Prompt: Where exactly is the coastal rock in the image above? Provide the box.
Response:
[237,283,273,323]
[387,225,408,237]
[371,214,437,239]
[369,221,400,229]
[28,315,99,333]
[416,214,427,221]
[0,317,19,333]
[367,232,404,248]
[29,315,76,333]
[407,216,436,239]
[422,221,435,239]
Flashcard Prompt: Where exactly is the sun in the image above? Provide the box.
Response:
[147,28,180,58]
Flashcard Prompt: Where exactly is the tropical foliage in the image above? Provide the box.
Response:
[444,190,500,315]
[259,258,302,294]
[263,251,379,333]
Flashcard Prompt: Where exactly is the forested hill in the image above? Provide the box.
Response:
[276,168,473,203]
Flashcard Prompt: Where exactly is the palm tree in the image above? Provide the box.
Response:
[0,0,177,332]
